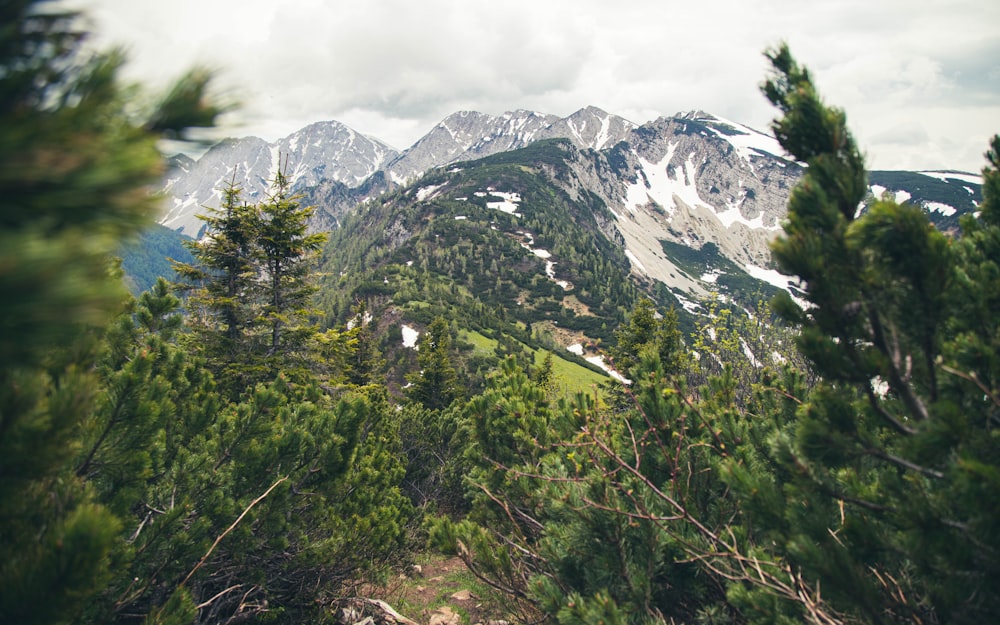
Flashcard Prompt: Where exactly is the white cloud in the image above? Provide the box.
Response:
[70,0,1000,172]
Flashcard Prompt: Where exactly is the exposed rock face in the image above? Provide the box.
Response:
[161,122,398,237]
[385,110,559,184]
[546,112,802,294]
[276,121,398,188]
[536,105,637,150]
[616,113,798,263]
[383,107,634,184]
[161,136,273,236]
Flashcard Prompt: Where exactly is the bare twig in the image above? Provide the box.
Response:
[180,475,288,587]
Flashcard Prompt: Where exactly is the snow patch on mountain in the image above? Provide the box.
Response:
[484,190,522,216]
[925,201,957,217]
[715,203,783,231]
[625,250,647,274]
[566,344,629,384]
[704,114,787,166]
[744,264,807,308]
[401,325,420,349]
[518,231,572,290]
[672,290,701,314]
[919,171,983,185]
[626,142,689,213]
[417,182,447,201]
[870,185,913,204]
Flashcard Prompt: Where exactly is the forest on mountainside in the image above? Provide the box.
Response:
[2,2,998,625]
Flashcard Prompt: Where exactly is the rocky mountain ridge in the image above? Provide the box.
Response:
[158,107,983,312]
[161,121,399,236]
[159,106,637,237]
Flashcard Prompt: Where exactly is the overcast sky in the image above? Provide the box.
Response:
[71,0,999,172]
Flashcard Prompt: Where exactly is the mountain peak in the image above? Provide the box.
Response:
[571,105,612,117]
[676,110,714,121]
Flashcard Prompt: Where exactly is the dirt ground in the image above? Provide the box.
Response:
[373,555,507,625]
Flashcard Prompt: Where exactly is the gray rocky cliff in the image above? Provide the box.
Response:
[547,112,803,298]
[161,123,398,237]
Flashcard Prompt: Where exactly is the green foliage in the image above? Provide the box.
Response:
[688,295,807,400]
[0,4,223,624]
[406,317,465,410]
[343,301,387,386]
[174,166,328,395]
[607,298,686,376]
[172,175,261,388]
[73,285,412,624]
[257,167,329,360]
[398,401,468,512]
[724,43,1000,623]
[451,337,741,624]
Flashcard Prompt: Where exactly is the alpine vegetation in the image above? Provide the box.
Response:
[2,2,997,624]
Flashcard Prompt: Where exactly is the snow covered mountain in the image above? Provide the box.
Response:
[159,107,638,236]
[161,121,398,237]
[385,106,635,183]
[158,107,982,307]
[550,110,803,305]
[384,110,557,183]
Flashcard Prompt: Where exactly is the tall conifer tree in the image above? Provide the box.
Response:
[256,164,328,366]
[173,175,259,373]
[406,317,463,410]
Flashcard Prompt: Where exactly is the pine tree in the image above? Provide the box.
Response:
[720,44,1000,624]
[174,163,327,391]
[406,316,464,410]
[607,298,685,378]
[344,300,386,386]
[257,165,328,368]
[172,175,260,387]
[0,2,222,623]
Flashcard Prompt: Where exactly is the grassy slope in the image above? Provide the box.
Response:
[461,329,608,397]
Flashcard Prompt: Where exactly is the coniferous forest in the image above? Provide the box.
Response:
[2,3,998,625]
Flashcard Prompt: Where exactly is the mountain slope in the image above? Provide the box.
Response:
[383,107,635,184]
[556,111,802,306]
[868,170,983,232]
[317,140,644,390]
